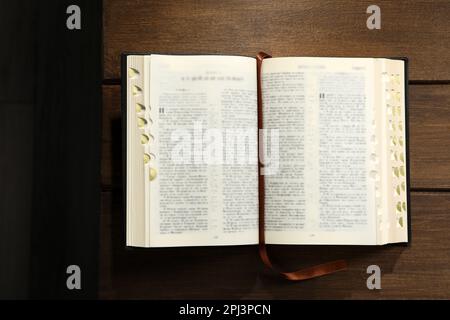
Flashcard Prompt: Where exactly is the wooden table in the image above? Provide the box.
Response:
[100,0,450,299]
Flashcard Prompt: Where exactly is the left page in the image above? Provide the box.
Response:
[145,55,259,247]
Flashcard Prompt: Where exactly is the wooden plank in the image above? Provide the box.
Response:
[409,85,450,189]
[103,0,450,81]
[0,104,34,299]
[99,191,450,299]
[101,84,450,190]
[0,0,35,103]
[0,0,35,299]
[30,0,102,299]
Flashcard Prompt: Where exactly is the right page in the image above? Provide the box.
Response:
[261,57,408,245]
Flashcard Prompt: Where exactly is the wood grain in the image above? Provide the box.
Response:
[0,104,34,298]
[101,84,450,190]
[30,0,102,299]
[101,0,450,299]
[409,85,450,189]
[0,0,35,299]
[99,191,450,299]
[103,0,450,81]
[0,0,35,103]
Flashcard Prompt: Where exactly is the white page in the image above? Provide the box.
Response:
[148,55,259,247]
[262,57,377,245]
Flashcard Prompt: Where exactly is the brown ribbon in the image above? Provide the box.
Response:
[256,51,347,280]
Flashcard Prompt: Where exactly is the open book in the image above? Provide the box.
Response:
[122,53,410,248]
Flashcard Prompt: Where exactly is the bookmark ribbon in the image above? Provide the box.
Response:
[256,51,347,281]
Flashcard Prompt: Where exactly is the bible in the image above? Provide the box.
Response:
[122,53,410,250]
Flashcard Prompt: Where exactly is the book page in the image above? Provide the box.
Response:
[374,58,408,245]
[126,55,146,247]
[147,55,258,247]
[262,57,377,245]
